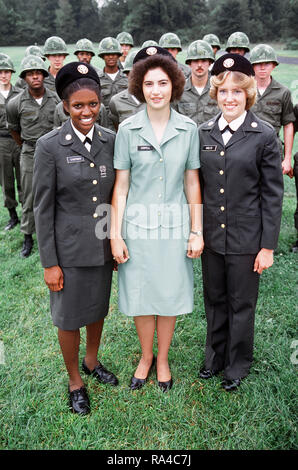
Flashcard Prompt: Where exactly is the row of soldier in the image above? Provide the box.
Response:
[0,30,297,258]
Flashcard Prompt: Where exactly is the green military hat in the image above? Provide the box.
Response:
[123,50,139,73]
[25,45,46,61]
[116,32,134,46]
[0,53,15,72]
[141,40,158,48]
[225,32,250,52]
[185,40,215,64]
[203,34,221,50]
[19,54,49,78]
[159,32,182,51]
[43,36,69,56]
[98,37,122,58]
[74,38,96,56]
[250,44,279,66]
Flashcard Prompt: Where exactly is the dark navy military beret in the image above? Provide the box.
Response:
[55,61,101,98]
[133,46,176,64]
[211,53,255,76]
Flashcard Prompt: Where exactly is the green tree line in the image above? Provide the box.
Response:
[0,0,297,46]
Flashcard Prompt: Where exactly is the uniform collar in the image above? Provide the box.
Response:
[70,121,94,143]
[218,111,247,132]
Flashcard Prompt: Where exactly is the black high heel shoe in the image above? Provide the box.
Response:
[129,356,156,390]
[158,378,173,392]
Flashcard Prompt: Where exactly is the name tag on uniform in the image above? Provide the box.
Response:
[138,145,154,151]
[66,156,85,163]
[99,165,107,178]
[203,145,217,151]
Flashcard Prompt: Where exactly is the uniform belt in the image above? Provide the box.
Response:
[23,140,37,147]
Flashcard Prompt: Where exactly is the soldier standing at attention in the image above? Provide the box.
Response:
[108,50,145,131]
[43,36,69,92]
[225,32,250,56]
[15,46,46,90]
[73,38,102,75]
[6,55,60,257]
[159,32,191,79]
[0,54,22,230]
[97,37,128,130]
[203,34,221,57]
[250,44,295,176]
[177,40,219,126]
[116,32,134,69]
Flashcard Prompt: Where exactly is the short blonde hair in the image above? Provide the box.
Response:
[210,71,257,109]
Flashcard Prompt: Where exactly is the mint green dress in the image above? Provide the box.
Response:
[114,108,200,316]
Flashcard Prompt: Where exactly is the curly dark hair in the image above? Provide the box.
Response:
[128,55,185,103]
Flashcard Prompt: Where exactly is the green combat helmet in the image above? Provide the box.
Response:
[203,34,221,50]
[0,53,15,72]
[225,32,250,52]
[116,32,134,46]
[159,32,182,51]
[141,40,158,48]
[98,37,122,58]
[185,40,215,64]
[250,44,279,66]
[74,38,95,56]
[123,50,139,73]
[25,45,46,61]
[19,54,49,78]
[43,36,69,56]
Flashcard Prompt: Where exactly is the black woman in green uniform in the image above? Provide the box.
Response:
[33,62,118,415]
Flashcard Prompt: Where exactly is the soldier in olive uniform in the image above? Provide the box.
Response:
[15,46,46,90]
[159,32,191,79]
[0,54,22,230]
[177,40,219,126]
[6,55,60,257]
[250,44,295,175]
[203,34,221,56]
[73,38,102,75]
[225,32,250,56]
[108,50,145,131]
[116,32,134,69]
[43,36,69,92]
[97,37,128,130]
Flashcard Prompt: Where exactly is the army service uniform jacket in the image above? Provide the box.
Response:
[199,111,284,255]
[177,75,219,126]
[33,119,115,268]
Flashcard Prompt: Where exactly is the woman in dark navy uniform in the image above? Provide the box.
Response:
[198,54,284,391]
[33,63,117,414]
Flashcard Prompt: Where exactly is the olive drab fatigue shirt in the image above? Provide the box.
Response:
[177,75,219,126]
[198,111,284,255]
[251,77,295,136]
[0,85,21,136]
[33,119,116,268]
[108,89,146,129]
[98,68,128,129]
[6,86,60,144]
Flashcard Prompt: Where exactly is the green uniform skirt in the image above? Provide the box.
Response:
[118,224,194,316]
[50,262,113,330]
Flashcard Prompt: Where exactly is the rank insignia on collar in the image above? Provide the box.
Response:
[251,122,258,128]
[65,134,72,140]
[208,121,214,126]
[98,131,102,137]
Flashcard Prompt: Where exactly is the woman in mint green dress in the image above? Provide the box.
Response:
[111,47,204,391]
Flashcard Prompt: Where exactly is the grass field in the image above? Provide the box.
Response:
[0,46,297,451]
